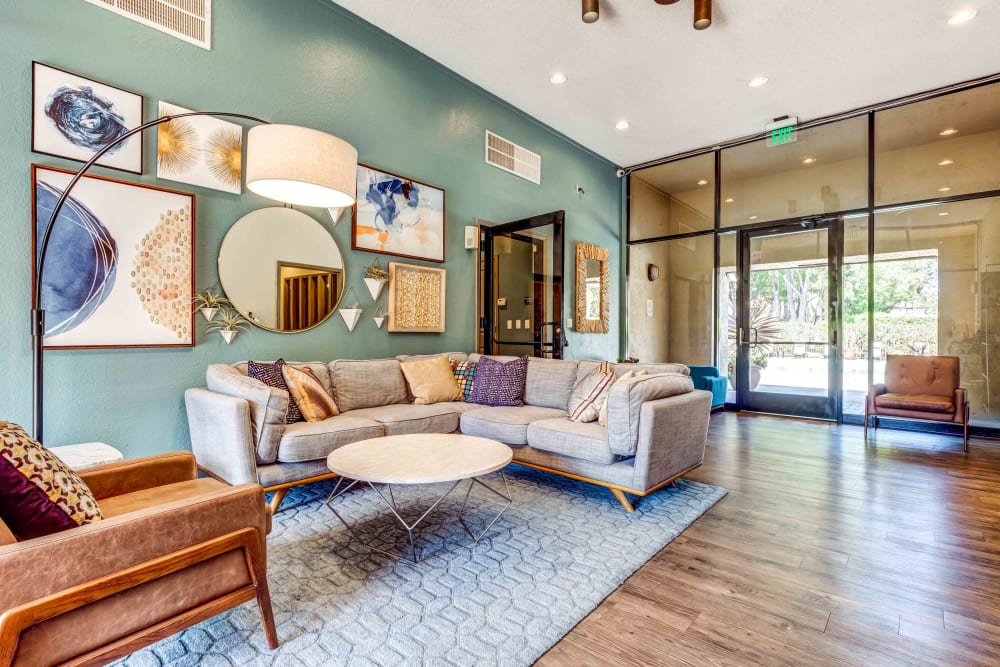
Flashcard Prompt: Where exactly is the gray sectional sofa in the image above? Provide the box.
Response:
[185,354,712,513]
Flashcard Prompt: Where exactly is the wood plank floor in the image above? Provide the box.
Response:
[538,412,1000,666]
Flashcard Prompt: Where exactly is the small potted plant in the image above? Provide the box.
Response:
[206,307,250,344]
[193,288,230,322]
[363,259,389,301]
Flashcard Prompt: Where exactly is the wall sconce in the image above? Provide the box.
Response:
[647,264,660,281]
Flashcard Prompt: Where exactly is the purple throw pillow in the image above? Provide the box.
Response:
[467,356,528,407]
[247,359,302,423]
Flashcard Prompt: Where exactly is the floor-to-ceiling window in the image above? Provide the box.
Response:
[627,76,1000,431]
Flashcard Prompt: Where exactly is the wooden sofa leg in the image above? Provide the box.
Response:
[610,488,635,513]
[864,402,869,441]
[964,404,970,453]
[267,489,288,515]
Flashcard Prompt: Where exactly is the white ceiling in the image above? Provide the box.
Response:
[331,1,1000,167]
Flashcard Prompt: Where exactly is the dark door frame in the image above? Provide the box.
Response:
[735,216,844,420]
[483,211,565,358]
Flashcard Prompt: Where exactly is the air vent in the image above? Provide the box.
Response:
[485,131,541,184]
[84,0,211,49]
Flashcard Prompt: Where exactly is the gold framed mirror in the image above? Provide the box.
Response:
[575,242,609,333]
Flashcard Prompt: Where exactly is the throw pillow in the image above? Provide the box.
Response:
[248,359,302,424]
[0,421,103,540]
[567,362,614,422]
[282,365,340,422]
[451,360,478,401]
[467,355,528,407]
[400,354,464,405]
[598,370,648,426]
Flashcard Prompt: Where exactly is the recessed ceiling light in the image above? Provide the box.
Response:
[697,179,709,186]
[940,128,958,136]
[748,76,769,88]
[725,197,734,203]
[802,157,816,165]
[938,159,955,166]
[948,9,978,25]
[939,186,952,192]
[549,72,567,85]
[749,215,758,220]
[939,211,950,216]
[615,120,630,130]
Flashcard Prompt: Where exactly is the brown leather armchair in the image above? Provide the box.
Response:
[0,452,277,666]
[865,354,969,451]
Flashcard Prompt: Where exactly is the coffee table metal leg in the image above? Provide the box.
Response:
[325,471,512,564]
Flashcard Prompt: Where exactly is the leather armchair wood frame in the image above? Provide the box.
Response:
[0,452,278,666]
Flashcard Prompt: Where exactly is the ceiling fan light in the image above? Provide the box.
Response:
[694,0,712,29]
[582,0,599,23]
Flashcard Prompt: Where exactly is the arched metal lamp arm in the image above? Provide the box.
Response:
[32,111,269,441]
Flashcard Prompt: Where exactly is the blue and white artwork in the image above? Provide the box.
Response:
[352,165,445,263]
[32,62,143,174]
[33,166,195,349]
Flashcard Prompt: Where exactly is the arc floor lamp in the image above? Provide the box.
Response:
[32,114,358,441]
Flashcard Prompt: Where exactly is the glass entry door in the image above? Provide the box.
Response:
[483,211,565,358]
[736,219,842,419]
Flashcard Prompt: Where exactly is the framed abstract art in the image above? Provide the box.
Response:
[157,101,243,194]
[353,164,445,263]
[32,165,195,349]
[387,262,446,333]
[31,62,143,175]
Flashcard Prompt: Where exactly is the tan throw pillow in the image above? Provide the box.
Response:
[567,362,614,422]
[282,365,339,422]
[598,370,648,426]
[401,354,463,405]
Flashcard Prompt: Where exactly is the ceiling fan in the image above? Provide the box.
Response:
[582,0,712,30]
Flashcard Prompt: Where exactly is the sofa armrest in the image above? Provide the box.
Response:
[954,388,968,423]
[631,390,711,492]
[185,388,259,486]
[206,364,288,464]
[79,452,197,500]
[606,373,695,456]
[0,484,267,614]
[867,383,887,409]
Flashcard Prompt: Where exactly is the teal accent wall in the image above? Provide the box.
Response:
[0,0,621,456]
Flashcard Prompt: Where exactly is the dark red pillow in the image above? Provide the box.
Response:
[0,421,103,540]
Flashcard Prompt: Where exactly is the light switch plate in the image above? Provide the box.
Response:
[515,320,521,329]
[506,319,513,329]
[646,299,654,317]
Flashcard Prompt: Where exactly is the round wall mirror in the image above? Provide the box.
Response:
[218,207,344,333]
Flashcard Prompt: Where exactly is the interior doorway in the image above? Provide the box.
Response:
[480,211,565,358]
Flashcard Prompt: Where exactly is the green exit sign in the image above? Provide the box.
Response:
[765,117,798,147]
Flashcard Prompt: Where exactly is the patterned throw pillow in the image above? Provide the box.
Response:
[567,362,614,422]
[467,356,528,407]
[598,369,648,426]
[282,364,340,422]
[0,421,103,540]
[451,360,478,401]
[248,359,302,423]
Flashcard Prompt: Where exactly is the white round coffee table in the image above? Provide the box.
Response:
[325,433,513,563]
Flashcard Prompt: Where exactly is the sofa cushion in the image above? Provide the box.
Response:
[460,406,566,445]
[207,364,288,465]
[612,363,690,378]
[400,354,463,405]
[247,359,301,423]
[884,354,959,398]
[277,416,384,463]
[468,356,528,407]
[340,404,460,435]
[0,421,103,540]
[397,352,469,363]
[875,393,954,414]
[599,370,647,426]
[328,359,409,412]
[527,418,617,465]
[283,364,340,421]
[525,358,580,410]
[567,362,614,422]
[605,373,694,456]
[234,361,333,395]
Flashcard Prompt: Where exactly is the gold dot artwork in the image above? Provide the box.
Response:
[395,269,442,328]
[130,205,192,339]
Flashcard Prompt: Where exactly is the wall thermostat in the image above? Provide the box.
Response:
[464,225,478,250]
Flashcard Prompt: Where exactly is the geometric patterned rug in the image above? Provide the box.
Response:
[112,464,726,666]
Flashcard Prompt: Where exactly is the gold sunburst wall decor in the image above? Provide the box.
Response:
[157,101,243,194]
[205,126,242,188]
[157,117,197,172]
